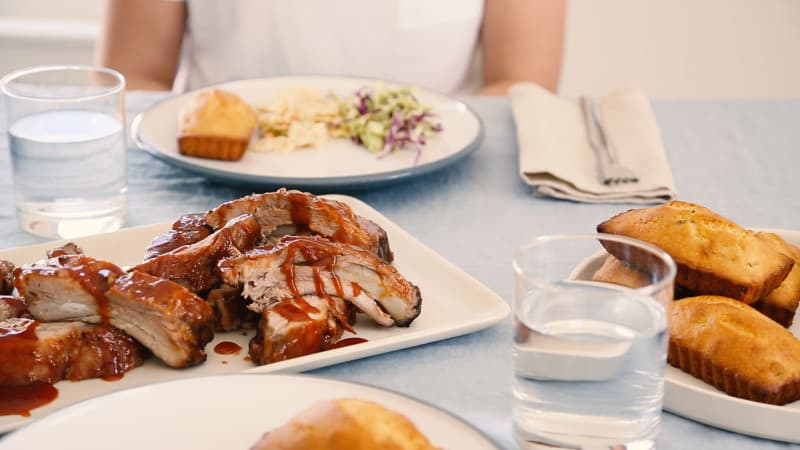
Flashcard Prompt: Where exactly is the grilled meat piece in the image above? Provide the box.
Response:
[0,260,16,295]
[0,296,30,321]
[0,318,145,385]
[249,295,354,365]
[15,255,215,368]
[206,283,258,332]
[144,213,213,260]
[15,254,124,323]
[219,235,421,327]
[133,214,261,294]
[47,242,84,258]
[104,271,215,367]
[204,189,393,263]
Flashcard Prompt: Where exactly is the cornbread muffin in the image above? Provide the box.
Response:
[592,254,651,289]
[597,201,793,304]
[668,296,800,405]
[178,88,257,161]
[251,398,439,450]
[753,232,800,327]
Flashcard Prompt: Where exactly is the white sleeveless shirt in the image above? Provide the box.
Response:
[180,0,484,94]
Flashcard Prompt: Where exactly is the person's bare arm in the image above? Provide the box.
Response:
[479,0,566,95]
[94,0,187,91]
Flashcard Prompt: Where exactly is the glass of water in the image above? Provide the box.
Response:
[1,65,127,239]
[512,234,676,450]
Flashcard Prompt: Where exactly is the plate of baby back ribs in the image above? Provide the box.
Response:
[574,200,800,443]
[0,189,509,434]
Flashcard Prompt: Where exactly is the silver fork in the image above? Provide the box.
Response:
[580,97,639,185]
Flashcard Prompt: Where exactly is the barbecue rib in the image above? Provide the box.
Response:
[0,296,30,321]
[204,189,393,263]
[133,214,261,294]
[144,213,213,260]
[249,295,355,365]
[219,235,422,327]
[0,318,145,385]
[15,255,215,368]
[205,283,257,332]
[0,260,16,295]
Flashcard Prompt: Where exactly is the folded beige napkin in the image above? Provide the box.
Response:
[509,83,677,204]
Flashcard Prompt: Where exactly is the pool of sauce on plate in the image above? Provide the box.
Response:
[101,373,125,382]
[328,337,368,349]
[0,382,59,417]
[214,341,242,355]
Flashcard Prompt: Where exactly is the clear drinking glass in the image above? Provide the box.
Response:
[1,65,128,239]
[512,234,676,450]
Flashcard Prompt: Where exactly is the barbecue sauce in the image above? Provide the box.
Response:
[0,382,58,417]
[327,337,368,349]
[0,319,58,416]
[213,341,242,355]
[285,191,356,246]
[54,255,123,325]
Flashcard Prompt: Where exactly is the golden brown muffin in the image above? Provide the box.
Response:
[597,201,793,304]
[178,88,257,161]
[668,295,800,405]
[251,398,440,450]
[592,254,651,289]
[753,232,800,327]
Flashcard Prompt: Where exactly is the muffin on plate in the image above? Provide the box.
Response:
[177,88,257,161]
[251,398,440,450]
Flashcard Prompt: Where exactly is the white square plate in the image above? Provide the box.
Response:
[0,194,509,433]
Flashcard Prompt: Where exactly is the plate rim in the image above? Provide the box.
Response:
[0,373,502,449]
[130,74,485,188]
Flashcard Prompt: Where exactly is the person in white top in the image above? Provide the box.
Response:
[94,0,565,95]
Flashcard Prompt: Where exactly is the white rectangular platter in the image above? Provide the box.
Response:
[0,194,510,434]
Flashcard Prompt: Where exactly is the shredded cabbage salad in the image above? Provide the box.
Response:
[332,83,443,164]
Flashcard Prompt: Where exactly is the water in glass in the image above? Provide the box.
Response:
[512,282,668,449]
[9,109,127,239]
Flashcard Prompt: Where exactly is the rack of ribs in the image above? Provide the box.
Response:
[15,254,215,368]
[219,235,422,364]
[205,189,393,263]
[0,317,145,385]
[133,214,261,294]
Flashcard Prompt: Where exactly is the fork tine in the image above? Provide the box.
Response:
[582,97,640,185]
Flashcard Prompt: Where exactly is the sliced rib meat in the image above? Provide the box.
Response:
[14,255,215,368]
[144,213,213,260]
[47,242,84,258]
[133,214,261,294]
[249,295,354,365]
[206,283,258,332]
[0,260,16,295]
[0,318,145,386]
[104,271,215,367]
[15,254,124,323]
[219,235,422,327]
[0,295,30,321]
[204,189,393,263]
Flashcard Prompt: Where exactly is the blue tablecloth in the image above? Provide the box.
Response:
[2,92,800,449]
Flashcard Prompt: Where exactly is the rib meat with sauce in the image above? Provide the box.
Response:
[133,214,261,294]
[0,295,30,321]
[0,318,145,385]
[219,235,422,327]
[15,255,215,368]
[204,189,393,263]
[205,283,258,332]
[249,295,355,365]
[143,213,213,260]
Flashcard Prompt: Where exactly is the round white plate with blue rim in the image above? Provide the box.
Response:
[0,374,499,450]
[132,75,483,189]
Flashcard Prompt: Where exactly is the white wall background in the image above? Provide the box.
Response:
[1,0,799,98]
